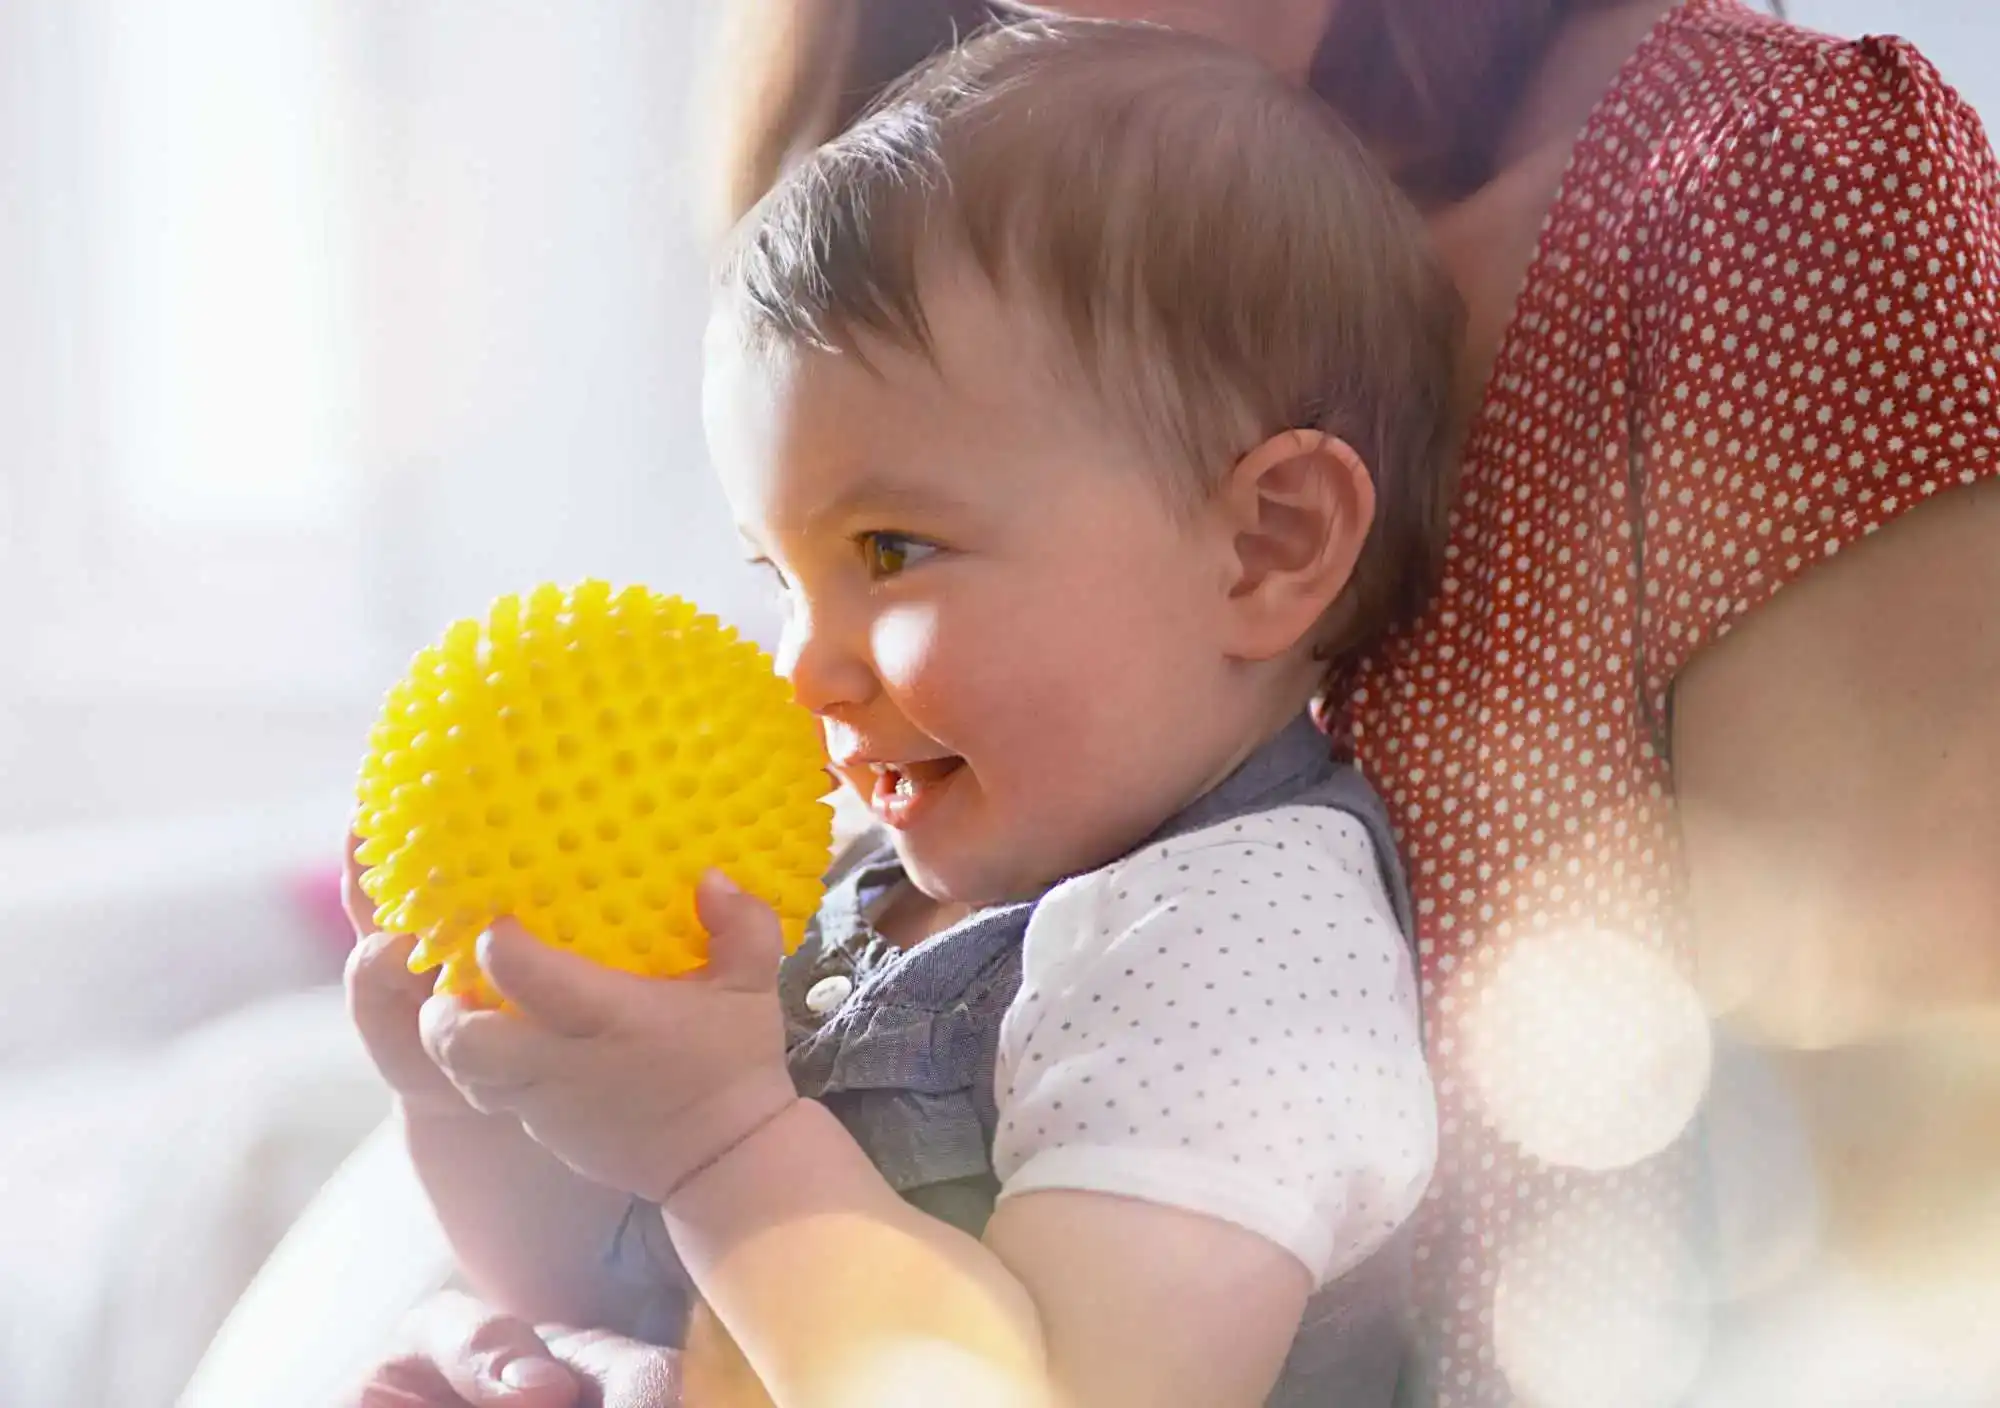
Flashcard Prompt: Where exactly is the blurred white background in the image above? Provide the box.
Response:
[0,4,761,1403]
[0,1,767,1062]
[0,2,1993,1405]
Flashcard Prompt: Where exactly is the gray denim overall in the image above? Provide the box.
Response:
[608,713,1421,1404]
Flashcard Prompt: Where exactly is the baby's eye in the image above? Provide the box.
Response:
[858,531,938,580]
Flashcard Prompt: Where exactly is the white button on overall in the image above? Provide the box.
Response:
[804,974,853,1015]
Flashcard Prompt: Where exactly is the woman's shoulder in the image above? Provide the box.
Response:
[1575,0,2000,724]
[1613,0,1993,191]
[1665,0,1955,78]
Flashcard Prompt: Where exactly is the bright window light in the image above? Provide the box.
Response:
[95,0,356,529]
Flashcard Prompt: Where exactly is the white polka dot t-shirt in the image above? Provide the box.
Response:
[991,806,1436,1287]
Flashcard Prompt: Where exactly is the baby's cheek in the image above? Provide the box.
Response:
[869,590,1128,758]
[868,602,943,695]
[869,598,1016,703]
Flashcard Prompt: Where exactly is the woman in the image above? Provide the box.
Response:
[349,1,2000,1403]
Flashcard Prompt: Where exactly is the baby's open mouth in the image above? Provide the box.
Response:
[875,756,962,794]
[865,756,965,827]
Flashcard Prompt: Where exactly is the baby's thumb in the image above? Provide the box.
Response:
[694,870,785,990]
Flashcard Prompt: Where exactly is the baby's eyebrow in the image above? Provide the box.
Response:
[800,477,969,535]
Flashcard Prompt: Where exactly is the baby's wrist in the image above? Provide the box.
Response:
[654,1074,803,1209]
[393,1091,514,1128]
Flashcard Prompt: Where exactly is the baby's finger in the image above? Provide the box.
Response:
[346,929,435,1007]
[343,831,383,938]
[344,928,466,1110]
[693,870,785,993]
[419,994,563,1098]
[478,921,620,1039]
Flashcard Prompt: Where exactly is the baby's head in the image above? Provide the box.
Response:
[705,18,1461,905]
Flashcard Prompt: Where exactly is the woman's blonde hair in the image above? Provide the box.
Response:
[704,0,1022,238]
[704,0,1664,231]
[1306,0,1640,203]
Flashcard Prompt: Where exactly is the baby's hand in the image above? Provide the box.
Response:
[421,872,798,1202]
[342,832,480,1117]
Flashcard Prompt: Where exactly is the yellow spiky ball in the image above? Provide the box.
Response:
[354,581,833,1003]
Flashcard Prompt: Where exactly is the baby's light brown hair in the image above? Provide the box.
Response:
[718,18,1464,671]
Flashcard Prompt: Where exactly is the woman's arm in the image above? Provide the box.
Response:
[1675,478,2000,1044]
[1674,477,2000,1265]
[1621,23,2000,1274]
[661,1099,1310,1408]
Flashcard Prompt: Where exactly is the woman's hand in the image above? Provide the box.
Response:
[346,1291,682,1408]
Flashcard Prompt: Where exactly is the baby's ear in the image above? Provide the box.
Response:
[1216,428,1374,663]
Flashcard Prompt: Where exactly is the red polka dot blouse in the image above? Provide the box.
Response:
[1339,1,2000,1400]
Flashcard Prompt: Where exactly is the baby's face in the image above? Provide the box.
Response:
[705,277,1253,905]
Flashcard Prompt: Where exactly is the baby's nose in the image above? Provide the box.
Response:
[778,612,878,717]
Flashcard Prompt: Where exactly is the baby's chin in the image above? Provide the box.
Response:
[882,776,1169,907]
[894,839,1050,912]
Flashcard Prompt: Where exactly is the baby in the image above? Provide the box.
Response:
[347,18,1460,1407]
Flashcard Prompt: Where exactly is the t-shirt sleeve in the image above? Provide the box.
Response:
[990,807,1436,1287]
[1636,32,2000,715]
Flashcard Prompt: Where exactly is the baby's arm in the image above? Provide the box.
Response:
[983,1190,1316,1405]
[663,809,1433,1406]
[402,1102,640,1329]
[343,842,652,1334]
[661,1095,1309,1407]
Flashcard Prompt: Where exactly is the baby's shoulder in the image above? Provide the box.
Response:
[1022,805,1401,982]
[1099,804,1387,904]
[1149,802,1377,864]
